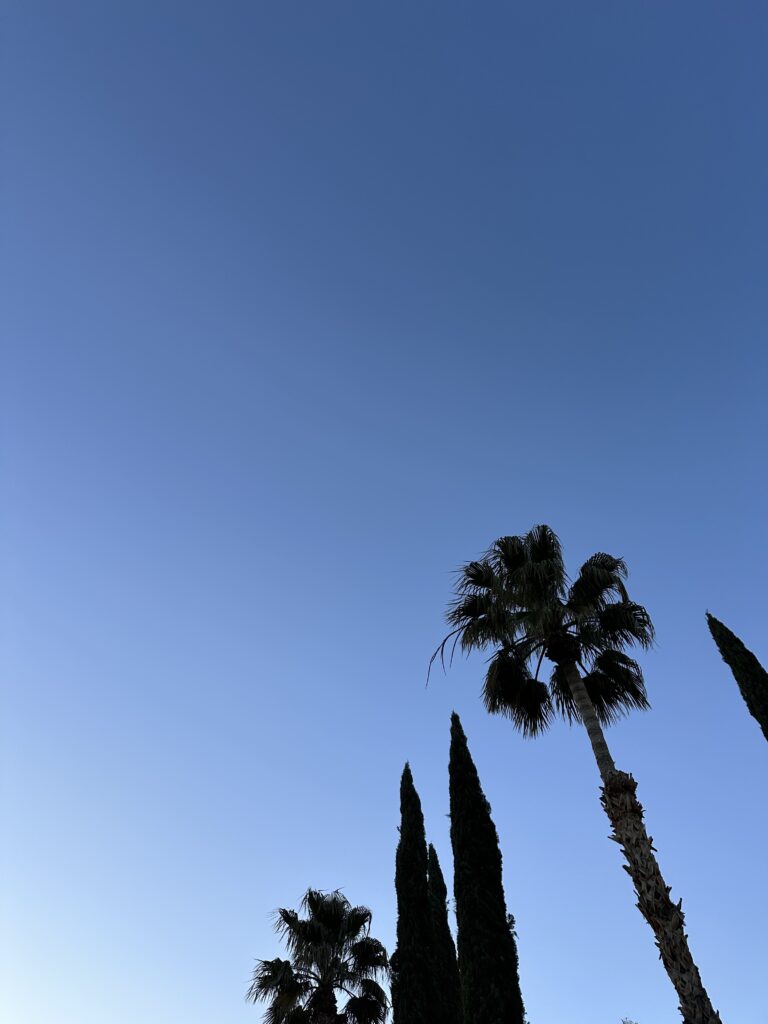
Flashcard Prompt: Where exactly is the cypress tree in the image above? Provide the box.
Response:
[427,844,463,1024]
[449,713,525,1024]
[707,612,768,742]
[392,764,437,1024]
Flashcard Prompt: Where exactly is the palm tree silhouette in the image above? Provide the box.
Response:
[247,889,389,1024]
[433,525,721,1024]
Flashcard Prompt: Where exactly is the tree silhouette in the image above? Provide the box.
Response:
[247,889,388,1024]
[434,525,721,1024]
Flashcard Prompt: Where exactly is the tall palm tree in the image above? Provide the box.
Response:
[432,525,721,1024]
[247,889,389,1024]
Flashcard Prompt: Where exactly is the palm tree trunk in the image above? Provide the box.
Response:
[310,986,338,1024]
[563,663,617,778]
[564,664,722,1024]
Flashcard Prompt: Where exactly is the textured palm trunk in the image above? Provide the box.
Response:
[563,663,617,777]
[564,664,722,1024]
[310,986,338,1024]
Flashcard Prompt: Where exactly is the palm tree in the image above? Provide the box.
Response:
[247,888,389,1024]
[432,525,721,1024]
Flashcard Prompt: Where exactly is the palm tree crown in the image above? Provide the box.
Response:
[432,524,654,736]
[247,889,389,1024]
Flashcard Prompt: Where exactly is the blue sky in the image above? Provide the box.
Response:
[2,3,767,1023]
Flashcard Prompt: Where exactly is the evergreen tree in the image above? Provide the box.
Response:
[449,713,525,1024]
[392,764,438,1024]
[427,844,463,1024]
[707,612,768,742]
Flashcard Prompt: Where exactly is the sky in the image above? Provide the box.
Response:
[2,3,767,1023]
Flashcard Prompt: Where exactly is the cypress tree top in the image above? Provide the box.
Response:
[392,763,438,1024]
[707,613,768,742]
[427,843,463,1024]
[449,713,525,1024]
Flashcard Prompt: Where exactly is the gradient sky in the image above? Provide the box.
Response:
[2,4,767,1023]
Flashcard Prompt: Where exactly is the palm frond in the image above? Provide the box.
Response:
[490,535,528,577]
[446,592,512,650]
[431,589,513,673]
[343,980,389,1024]
[582,650,650,723]
[567,552,629,615]
[247,958,308,1007]
[275,907,301,940]
[274,911,322,963]
[522,524,567,598]
[456,612,511,653]
[549,652,649,726]
[275,891,357,967]
[447,591,496,624]
[263,1006,311,1024]
[487,526,567,605]
[428,626,464,679]
[567,617,604,659]
[349,937,388,978]
[482,647,553,736]
[359,978,388,1003]
[301,889,349,937]
[341,906,372,943]
[525,523,564,565]
[589,602,655,651]
[460,559,498,591]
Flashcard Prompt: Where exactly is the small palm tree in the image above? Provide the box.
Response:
[247,889,389,1024]
[433,525,721,1024]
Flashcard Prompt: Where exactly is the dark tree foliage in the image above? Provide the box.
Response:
[392,764,439,1024]
[707,613,768,742]
[247,888,389,1024]
[433,527,720,1024]
[449,714,525,1024]
[431,525,654,740]
[427,844,463,1024]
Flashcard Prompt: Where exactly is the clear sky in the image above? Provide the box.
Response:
[2,4,767,1023]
